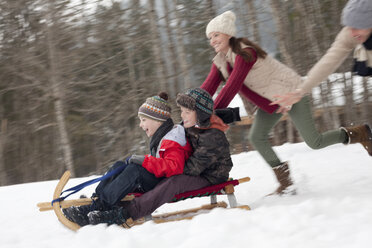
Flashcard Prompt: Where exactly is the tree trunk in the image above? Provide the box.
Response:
[269,0,295,69]
[361,77,372,123]
[342,73,355,125]
[172,0,192,89]
[147,0,168,91]
[206,0,217,59]
[327,79,341,128]
[162,0,180,96]
[246,0,260,43]
[234,0,249,37]
[0,119,8,186]
[269,0,296,143]
[46,0,75,177]
[293,0,322,60]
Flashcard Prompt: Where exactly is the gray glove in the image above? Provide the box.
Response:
[129,155,145,165]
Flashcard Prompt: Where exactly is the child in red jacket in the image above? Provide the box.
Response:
[88,88,234,226]
[63,92,192,226]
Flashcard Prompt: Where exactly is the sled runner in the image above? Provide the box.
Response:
[37,171,250,231]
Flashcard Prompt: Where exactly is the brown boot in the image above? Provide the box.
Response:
[341,124,372,156]
[270,162,296,195]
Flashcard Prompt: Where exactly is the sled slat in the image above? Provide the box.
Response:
[37,195,134,211]
[52,171,81,231]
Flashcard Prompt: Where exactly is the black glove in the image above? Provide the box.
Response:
[128,155,145,165]
[215,107,241,124]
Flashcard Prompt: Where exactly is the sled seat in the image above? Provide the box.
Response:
[128,177,250,208]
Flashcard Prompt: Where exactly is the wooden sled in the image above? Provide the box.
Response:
[37,171,250,231]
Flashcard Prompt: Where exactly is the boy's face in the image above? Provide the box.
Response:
[139,116,163,137]
[180,106,197,128]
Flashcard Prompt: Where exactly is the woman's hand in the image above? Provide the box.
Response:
[270,89,304,114]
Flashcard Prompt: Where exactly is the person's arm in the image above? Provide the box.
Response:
[213,49,257,109]
[141,140,191,178]
[301,27,357,93]
[200,63,223,96]
[271,27,357,108]
[183,129,226,176]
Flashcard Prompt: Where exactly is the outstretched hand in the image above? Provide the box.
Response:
[270,89,304,114]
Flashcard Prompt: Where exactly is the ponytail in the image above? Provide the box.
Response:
[229,37,267,62]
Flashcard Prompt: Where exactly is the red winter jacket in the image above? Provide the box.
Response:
[141,125,192,178]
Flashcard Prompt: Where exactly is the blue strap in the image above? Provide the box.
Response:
[51,162,127,206]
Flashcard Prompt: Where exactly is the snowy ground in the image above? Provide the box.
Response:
[1,142,371,248]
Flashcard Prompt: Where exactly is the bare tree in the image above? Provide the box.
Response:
[172,0,192,89]
[162,0,181,96]
[268,0,296,143]
[147,0,168,91]
[46,0,75,176]
[269,0,295,69]
[246,0,260,43]
[0,119,7,186]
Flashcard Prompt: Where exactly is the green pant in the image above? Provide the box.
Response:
[248,96,347,167]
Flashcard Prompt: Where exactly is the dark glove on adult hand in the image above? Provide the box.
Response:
[215,107,241,124]
[129,155,145,165]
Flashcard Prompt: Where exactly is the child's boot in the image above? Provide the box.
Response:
[88,207,129,226]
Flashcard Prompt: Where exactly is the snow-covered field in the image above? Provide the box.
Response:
[1,142,371,248]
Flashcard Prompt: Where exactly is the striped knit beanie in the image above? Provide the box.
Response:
[176,88,214,127]
[138,92,171,122]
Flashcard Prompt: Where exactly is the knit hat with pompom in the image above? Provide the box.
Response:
[206,10,237,38]
[138,92,171,122]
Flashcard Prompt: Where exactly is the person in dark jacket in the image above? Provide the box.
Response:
[63,92,192,226]
[88,88,234,226]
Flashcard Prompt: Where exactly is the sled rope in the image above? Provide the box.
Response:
[51,164,126,205]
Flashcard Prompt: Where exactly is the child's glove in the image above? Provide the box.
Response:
[128,155,145,165]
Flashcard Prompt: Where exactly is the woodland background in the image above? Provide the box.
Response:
[0,0,370,186]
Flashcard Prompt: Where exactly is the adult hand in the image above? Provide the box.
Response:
[270,89,304,113]
[275,105,292,114]
[128,155,145,165]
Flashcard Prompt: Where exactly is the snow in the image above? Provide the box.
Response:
[1,142,372,248]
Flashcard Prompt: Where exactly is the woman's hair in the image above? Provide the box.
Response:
[229,37,267,62]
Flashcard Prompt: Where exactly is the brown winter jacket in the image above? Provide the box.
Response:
[183,115,233,185]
